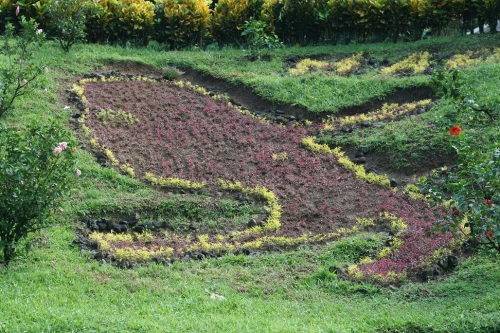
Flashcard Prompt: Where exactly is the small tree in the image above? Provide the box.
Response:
[46,0,88,52]
[0,16,45,118]
[0,120,80,265]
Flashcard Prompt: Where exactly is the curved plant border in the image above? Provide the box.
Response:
[70,72,460,283]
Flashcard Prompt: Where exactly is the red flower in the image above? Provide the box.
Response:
[449,125,461,136]
[485,199,493,207]
[485,229,494,239]
[452,210,460,216]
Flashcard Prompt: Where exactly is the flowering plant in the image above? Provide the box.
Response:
[0,120,79,264]
[421,125,500,252]
[0,16,45,118]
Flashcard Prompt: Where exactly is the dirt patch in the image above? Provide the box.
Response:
[95,60,165,78]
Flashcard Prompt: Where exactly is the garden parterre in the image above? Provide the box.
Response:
[76,75,456,282]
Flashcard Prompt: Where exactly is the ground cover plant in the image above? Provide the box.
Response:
[0,33,500,332]
[73,74,459,282]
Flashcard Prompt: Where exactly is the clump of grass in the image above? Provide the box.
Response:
[162,66,184,80]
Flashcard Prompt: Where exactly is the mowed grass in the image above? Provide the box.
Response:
[0,37,500,332]
[1,227,499,332]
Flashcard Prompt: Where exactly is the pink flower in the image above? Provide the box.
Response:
[36,29,43,35]
[76,169,82,176]
[15,6,20,16]
[72,147,77,152]
[21,79,27,85]
[58,142,68,150]
[53,147,63,155]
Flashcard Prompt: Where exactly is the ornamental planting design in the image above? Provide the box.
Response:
[74,75,456,281]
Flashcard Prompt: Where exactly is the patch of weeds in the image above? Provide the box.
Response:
[304,268,380,296]
[162,66,184,80]
[321,233,386,263]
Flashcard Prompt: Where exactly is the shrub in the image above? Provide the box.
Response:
[0,120,79,265]
[421,127,500,253]
[241,17,282,59]
[264,0,321,45]
[210,0,251,46]
[409,0,455,38]
[83,0,110,43]
[3,0,49,30]
[0,16,45,118]
[90,0,155,45]
[154,0,210,49]
[46,0,87,52]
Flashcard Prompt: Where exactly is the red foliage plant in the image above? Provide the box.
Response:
[82,79,454,278]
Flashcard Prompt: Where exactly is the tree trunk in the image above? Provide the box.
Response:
[2,244,14,265]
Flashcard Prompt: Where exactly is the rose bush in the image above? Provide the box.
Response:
[0,120,79,265]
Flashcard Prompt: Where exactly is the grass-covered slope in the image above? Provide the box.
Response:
[0,36,500,332]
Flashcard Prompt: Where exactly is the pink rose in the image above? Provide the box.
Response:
[53,147,63,155]
[15,6,20,16]
[59,142,68,150]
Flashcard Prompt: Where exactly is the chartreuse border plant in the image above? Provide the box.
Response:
[75,73,459,284]
[302,137,392,188]
[144,172,205,190]
[289,52,364,77]
[444,48,500,69]
[322,99,431,131]
[380,51,431,75]
[74,74,401,263]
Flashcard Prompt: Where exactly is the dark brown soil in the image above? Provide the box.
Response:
[180,67,435,121]
[78,60,447,181]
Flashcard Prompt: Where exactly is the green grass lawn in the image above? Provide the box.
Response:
[1,36,500,332]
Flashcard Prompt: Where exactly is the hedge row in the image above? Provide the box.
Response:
[1,0,499,47]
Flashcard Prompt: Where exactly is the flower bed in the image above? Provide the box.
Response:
[75,75,456,281]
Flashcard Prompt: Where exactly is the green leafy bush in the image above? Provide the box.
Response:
[89,0,155,45]
[0,120,79,265]
[0,16,45,118]
[210,0,251,46]
[421,126,500,253]
[264,0,321,45]
[241,17,282,59]
[46,0,88,52]
[154,0,210,49]
[83,0,109,43]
